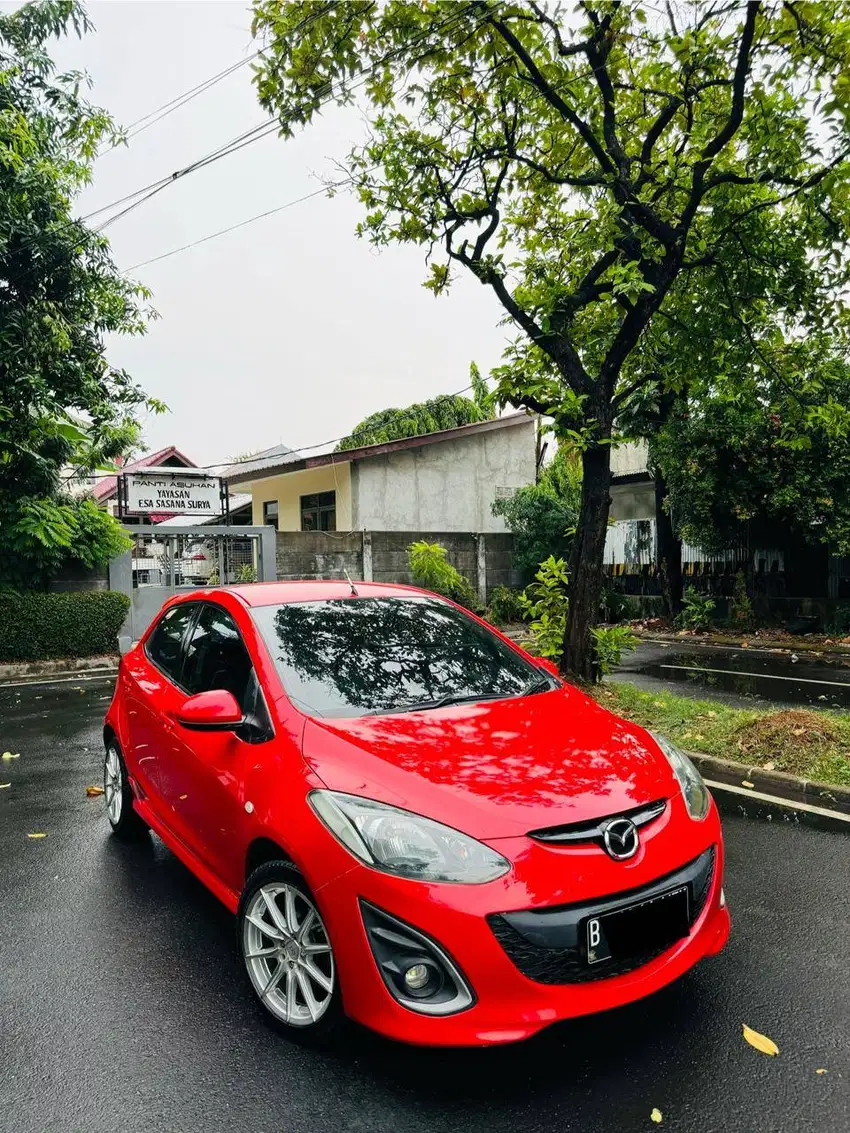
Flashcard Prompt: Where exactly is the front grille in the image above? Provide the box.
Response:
[488,846,716,985]
[528,798,667,847]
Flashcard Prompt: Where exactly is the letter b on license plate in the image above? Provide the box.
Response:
[586,916,612,965]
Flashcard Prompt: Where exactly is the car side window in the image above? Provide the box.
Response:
[145,604,197,684]
[182,604,256,713]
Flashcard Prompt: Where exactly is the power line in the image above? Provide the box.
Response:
[6,2,478,286]
[123,181,348,272]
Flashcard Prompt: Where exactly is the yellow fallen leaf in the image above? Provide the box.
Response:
[742,780,755,789]
[650,1108,663,1124]
[816,1068,828,1074]
[85,785,104,797]
[2,751,20,760]
[27,833,47,840]
[763,761,776,771]
[0,782,10,789]
[742,1023,779,1056]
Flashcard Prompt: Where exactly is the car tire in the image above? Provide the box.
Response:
[237,861,345,1047]
[103,740,149,840]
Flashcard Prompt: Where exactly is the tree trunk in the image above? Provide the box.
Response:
[563,438,613,681]
[654,470,683,618]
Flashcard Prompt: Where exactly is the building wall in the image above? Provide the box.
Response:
[610,440,649,477]
[609,479,655,522]
[351,419,536,533]
[249,462,352,530]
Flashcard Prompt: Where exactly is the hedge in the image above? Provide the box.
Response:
[0,590,131,662]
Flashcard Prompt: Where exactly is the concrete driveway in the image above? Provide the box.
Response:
[1,677,848,1133]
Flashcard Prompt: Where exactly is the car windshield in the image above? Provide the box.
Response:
[250,596,551,719]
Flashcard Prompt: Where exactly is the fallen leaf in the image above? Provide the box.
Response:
[650,1108,663,1124]
[85,785,104,798]
[742,780,755,789]
[0,782,10,789]
[741,641,750,649]
[763,761,776,771]
[792,727,806,736]
[742,1023,779,1056]
[1,751,20,760]
[816,1068,828,1075]
[26,833,47,840]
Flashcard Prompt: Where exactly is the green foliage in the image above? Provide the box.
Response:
[486,585,524,627]
[408,541,477,610]
[675,587,716,632]
[236,563,258,583]
[0,2,156,588]
[253,0,850,677]
[492,446,582,575]
[599,579,630,625]
[591,625,638,677]
[0,495,131,590]
[336,368,494,451]
[0,590,130,661]
[729,571,755,631]
[519,556,570,661]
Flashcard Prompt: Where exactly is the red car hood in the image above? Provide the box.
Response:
[300,685,675,839]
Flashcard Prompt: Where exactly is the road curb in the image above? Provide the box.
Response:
[635,631,850,658]
[0,655,119,686]
[688,750,850,833]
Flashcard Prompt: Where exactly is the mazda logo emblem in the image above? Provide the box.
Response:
[603,817,639,860]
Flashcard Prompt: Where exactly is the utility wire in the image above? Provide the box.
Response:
[123,182,348,272]
[7,2,477,283]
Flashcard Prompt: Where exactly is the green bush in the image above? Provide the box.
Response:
[408,541,478,610]
[675,586,716,630]
[519,555,570,661]
[491,447,582,575]
[729,569,754,629]
[591,624,639,676]
[0,590,131,661]
[487,585,525,626]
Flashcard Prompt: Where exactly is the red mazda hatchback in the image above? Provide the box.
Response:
[103,581,730,1046]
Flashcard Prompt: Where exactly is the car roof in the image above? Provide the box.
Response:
[210,580,435,608]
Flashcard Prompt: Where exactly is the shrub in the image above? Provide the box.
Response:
[0,590,131,661]
[491,447,581,575]
[408,541,478,609]
[729,570,754,629]
[487,585,525,626]
[591,625,639,676]
[519,555,570,661]
[675,586,715,631]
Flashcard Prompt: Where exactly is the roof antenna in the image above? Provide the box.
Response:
[343,568,359,597]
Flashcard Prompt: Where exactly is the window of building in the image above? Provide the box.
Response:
[263,500,279,530]
[300,491,336,532]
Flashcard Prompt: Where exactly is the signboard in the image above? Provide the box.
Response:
[119,470,227,518]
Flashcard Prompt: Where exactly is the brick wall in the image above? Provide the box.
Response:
[275,530,363,582]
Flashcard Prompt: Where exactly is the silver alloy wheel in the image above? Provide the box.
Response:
[104,746,123,825]
[243,883,335,1027]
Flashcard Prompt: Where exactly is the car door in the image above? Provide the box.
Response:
[165,602,272,891]
[122,601,199,810]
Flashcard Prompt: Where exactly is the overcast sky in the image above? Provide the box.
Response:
[45,0,508,466]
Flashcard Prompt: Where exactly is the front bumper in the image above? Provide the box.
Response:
[316,798,730,1046]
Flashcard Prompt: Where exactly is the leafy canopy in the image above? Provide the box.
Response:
[492,444,581,574]
[0,0,157,587]
[252,0,850,674]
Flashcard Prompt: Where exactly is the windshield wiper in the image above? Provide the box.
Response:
[520,674,552,697]
[375,691,508,715]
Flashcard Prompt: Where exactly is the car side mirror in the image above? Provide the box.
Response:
[536,657,561,679]
[177,689,244,732]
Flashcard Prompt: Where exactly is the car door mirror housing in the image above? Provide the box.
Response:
[177,689,244,731]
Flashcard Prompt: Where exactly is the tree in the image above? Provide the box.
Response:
[335,363,494,450]
[0,1,156,588]
[651,339,850,556]
[252,0,850,677]
[492,444,581,574]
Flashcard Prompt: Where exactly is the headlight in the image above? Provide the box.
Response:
[308,790,510,883]
[652,733,710,820]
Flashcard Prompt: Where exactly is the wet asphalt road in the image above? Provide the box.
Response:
[613,639,850,710]
[1,677,848,1133]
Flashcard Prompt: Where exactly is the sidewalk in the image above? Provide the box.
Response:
[0,655,119,685]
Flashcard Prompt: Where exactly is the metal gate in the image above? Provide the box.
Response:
[109,525,277,648]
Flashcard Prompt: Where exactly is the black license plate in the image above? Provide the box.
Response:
[584,885,690,966]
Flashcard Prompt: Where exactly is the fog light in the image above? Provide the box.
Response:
[403,963,430,990]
